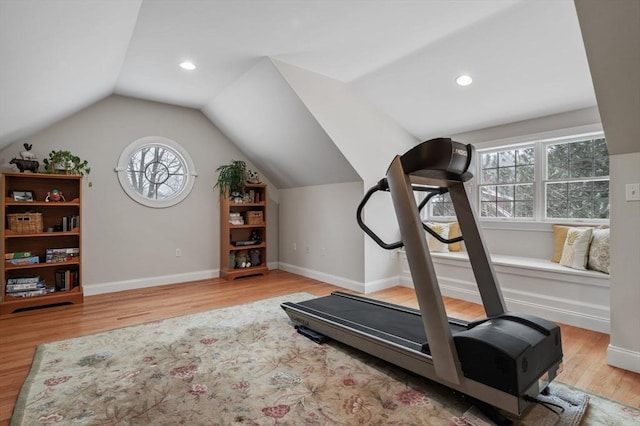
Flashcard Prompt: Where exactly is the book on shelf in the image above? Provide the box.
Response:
[8,288,48,298]
[7,276,40,285]
[5,256,39,265]
[45,247,80,263]
[5,276,46,296]
[5,251,32,260]
[61,215,80,232]
[55,269,78,291]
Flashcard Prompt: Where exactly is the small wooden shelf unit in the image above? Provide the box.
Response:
[1,172,83,315]
[219,183,268,280]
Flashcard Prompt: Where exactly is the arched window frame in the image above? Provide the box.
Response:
[115,136,197,208]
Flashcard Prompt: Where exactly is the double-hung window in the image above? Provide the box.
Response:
[427,132,609,223]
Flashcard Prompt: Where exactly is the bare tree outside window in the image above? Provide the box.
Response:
[116,137,197,208]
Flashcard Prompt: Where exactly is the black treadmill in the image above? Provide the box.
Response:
[281,138,562,417]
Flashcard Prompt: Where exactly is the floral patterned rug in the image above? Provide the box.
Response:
[12,293,640,425]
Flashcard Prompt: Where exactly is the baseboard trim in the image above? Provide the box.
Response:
[607,344,640,374]
[84,269,220,296]
[277,263,396,294]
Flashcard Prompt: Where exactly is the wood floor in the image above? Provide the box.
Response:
[1,270,638,424]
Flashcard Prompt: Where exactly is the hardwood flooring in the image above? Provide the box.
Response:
[1,270,638,424]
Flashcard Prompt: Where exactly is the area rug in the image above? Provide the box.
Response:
[12,293,640,425]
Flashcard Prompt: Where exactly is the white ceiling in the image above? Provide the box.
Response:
[0,0,599,187]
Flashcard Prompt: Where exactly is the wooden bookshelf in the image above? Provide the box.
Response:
[1,172,83,314]
[219,183,268,280]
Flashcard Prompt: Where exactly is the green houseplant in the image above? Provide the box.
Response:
[214,160,248,197]
[42,150,92,186]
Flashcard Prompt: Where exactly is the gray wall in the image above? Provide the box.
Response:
[0,95,278,293]
[278,182,364,286]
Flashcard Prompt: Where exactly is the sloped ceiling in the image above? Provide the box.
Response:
[0,0,601,188]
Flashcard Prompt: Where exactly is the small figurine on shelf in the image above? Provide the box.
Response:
[249,249,261,266]
[235,250,249,268]
[9,143,39,173]
[247,170,261,184]
[249,229,262,243]
[45,189,65,202]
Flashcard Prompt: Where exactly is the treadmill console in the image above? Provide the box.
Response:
[398,138,475,184]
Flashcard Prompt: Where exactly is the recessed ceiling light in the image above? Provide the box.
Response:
[456,74,473,86]
[180,61,196,70]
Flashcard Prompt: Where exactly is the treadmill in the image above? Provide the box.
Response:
[281,138,562,417]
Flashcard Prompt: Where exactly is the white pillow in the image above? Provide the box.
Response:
[588,228,610,274]
[425,222,450,253]
[559,227,593,270]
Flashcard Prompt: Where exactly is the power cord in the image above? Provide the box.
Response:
[524,395,565,415]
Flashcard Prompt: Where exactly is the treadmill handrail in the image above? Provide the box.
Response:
[356,179,464,250]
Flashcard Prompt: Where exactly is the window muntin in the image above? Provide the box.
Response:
[116,136,197,208]
[478,146,535,219]
[544,137,609,219]
[427,132,609,223]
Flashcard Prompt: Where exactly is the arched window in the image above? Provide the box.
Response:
[116,136,197,208]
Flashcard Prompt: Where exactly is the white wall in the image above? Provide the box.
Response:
[608,152,640,372]
[0,95,278,294]
[273,59,417,287]
[278,182,364,289]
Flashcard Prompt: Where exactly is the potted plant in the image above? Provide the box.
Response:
[42,150,92,186]
[214,160,248,197]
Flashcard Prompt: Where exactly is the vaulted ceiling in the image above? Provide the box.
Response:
[0,0,602,188]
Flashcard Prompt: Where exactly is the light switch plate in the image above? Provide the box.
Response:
[626,183,640,201]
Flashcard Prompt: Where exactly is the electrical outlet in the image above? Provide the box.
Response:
[175,248,182,257]
[292,243,297,251]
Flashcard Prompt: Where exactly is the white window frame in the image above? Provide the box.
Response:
[115,136,198,208]
[425,124,609,228]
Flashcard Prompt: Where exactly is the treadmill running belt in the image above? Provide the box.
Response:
[295,294,468,353]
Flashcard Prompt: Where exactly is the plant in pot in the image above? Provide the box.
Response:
[214,160,248,198]
[42,150,92,186]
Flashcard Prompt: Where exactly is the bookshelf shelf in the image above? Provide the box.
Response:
[219,183,268,280]
[2,172,83,315]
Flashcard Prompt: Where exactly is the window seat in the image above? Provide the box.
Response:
[398,250,610,333]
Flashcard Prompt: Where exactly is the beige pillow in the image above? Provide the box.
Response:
[552,225,571,263]
[588,228,610,274]
[560,227,593,270]
[448,221,463,252]
[425,222,450,253]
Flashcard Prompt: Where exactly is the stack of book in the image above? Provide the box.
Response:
[62,215,80,232]
[45,247,80,263]
[5,252,39,265]
[55,269,78,291]
[5,276,47,298]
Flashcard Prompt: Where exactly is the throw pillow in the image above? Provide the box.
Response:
[588,228,610,274]
[425,222,450,253]
[559,227,593,270]
[551,225,571,263]
[448,221,463,252]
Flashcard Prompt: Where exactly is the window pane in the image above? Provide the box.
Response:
[547,143,568,165]
[499,150,516,167]
[482,152,498,169]
[497,185,513,200]
[481,201,497,217]
[548,160,569,180]
[497,201,513,217]
[514,201,533,217]
[480,186,496,202]
[515,184,533,200]
[570,158,593,179]
[498,167,515,184]
[516,164,534,182]
[482,168,498,184]
[517,148,535,165]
